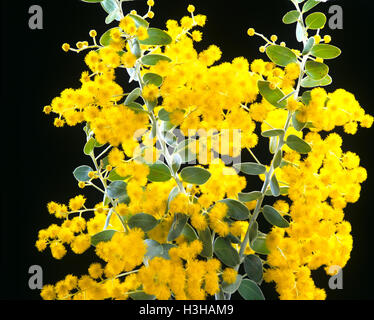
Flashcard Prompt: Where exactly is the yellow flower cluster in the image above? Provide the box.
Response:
[263,131,367,299]
[297,87,373,134]
[138,240,222,299]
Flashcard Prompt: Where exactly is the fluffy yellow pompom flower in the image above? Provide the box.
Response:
[222,268,238,284]
[142,84,159,101]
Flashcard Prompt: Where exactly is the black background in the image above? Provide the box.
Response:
[1,0,373,300]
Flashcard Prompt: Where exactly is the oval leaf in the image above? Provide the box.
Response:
[305,12,327,30]
[138,28,172,46]
[305,61,329,80]
[234,162,266,175]
[261,129,284,138]
[73,165,93,182]
[141,54,171,66]
[270,174,280,197]
[128,213,158,232]
[244,254,263,283]
[258,80,287,109]
[311,44,341,59]
[238,191,263,203]
[266,45,297,67]
[125,88,142,105]
[250,236,270,255]
[301,74,332,88]
[262,205,289,228]
[238,279,265,300]
[286,135,312,154]
[302,37,315,55]
[147,161,171,182]
[180,167,211,185]
[302,0,320,13]
[219,199,250,221]
[198,227,213,258]
[84,138,96,155]
[128,14,149,29]
[107,180,127,199]
[182,223,198,242]
[91,230,116,246]
[143,73,163,87]
[214,237,240,267]
[282,10,300,24]
[167,213,189,241]
[222,275,243,294]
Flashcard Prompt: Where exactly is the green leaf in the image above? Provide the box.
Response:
[182,223,198,242]
[258,80,287,109]
[214,237,240,267]
[265,186,290,196]
[141,54,172,66]
[128,213,158,232]
[166,186,179,213]
[222,275,243,294]
[296,21,304,42]
[302,37,315,55]
[261,129,285,138]
[83,138,96,155]
[248,221,258,244]
[175,139,197,163]
[147,161,171,182]
[238,191,262,203]
[302,0,320,13]
[73,165,93,182]
[262,205,289,228]
[167,213,189,241]
[218,199,250,221]
[144,239,163,260]
[101,0,121,21]
[144,239,176,260]
[81,0,104,3]
[301,90,312,105]
[125,102,146,113]
[301,74,332,88]
[129,38,141,58]
[107,180,127,199]
[128,14,149,29]
[266,45,297,67]
[305,61,329,80]
[311,44,341,59]
[171,153,182,173]
[286,134,312,153]
[270,174,280,197]
[238,279,265,300]
[138,28,172,46]
[91,230,116,246]
[273,150,282,169]
[269,136,278,154]
[143,73,163,87]
[105,9,120,24]
[99,27,119,46]
[125,88,142,105]
[250,235,270,255]
[198,227,213,258]
[234,162,267,175]
[305,12,327,30]
[292,111,306,131]
[129,291,156,300]
[107,169,129,182]
[282,10,300,24]
[180,167,211,185]
[158,108,170,121]
[244,255,263,283]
